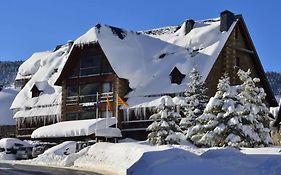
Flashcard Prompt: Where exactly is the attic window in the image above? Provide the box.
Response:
[169,67,186,85]
[31,85,43,98]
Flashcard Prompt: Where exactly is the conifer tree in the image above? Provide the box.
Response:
[188,70,272,147]
[147,98,182,145]
[236,69,272,147]
[180,67,208,134]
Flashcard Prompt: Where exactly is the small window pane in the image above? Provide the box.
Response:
[80,68,99,76]
[69,66,79,78]
[80,83,99,96]
[80,55,101,68]
[102,82,112,93]
[66,113,78,121]
[101,111,113,118]
[67,85,78,97]
[79,112,95,120]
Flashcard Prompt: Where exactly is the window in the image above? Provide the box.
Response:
[169,67,186,85]
[67,85,78,97]
[80,55,101,76]
[80,83,99,96]
[102,82,113,93]
[69,66,79,78]
[101,111,113,118]
[80,83,99,103]
[101,59,114,74]
[79,112,95,120]
[66,113,78,121]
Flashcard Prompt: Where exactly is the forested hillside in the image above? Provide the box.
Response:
[266,71,281,96]
[0,61,23,87]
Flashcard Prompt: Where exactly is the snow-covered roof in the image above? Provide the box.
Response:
[31,117,117,138]
[0,87,19,125]
[13,105,60,118]
[128,95,186,109]
[11,44,72,116]
[72,18,236,98]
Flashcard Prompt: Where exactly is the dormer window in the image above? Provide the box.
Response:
[169,67,185,85]
[31,85,43,98]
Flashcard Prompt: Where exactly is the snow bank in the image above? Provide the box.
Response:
[74,142,167,175]
[26,141,80,167]
[0,87,19,125]
[74,142,281,175]
[31,117,117,138]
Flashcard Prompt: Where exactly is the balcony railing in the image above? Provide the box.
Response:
[66,92,114,106]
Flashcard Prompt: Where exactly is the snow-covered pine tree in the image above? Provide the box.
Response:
[237,69,272,147]
[147,98,183,145]
[180,67,208,134]
[187,75,246,147]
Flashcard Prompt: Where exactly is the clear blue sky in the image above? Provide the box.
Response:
[0,0,280,71]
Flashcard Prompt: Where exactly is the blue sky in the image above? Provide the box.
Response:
[0,0,280,71]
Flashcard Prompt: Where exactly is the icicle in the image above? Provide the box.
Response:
[143,107,146,120]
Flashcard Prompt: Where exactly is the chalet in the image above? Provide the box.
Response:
[11,10,278,141]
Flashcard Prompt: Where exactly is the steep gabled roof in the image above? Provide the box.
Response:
[58,18,236,98]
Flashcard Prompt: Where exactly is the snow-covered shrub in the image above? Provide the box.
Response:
[180,67,208,134]
[188,70,272,148]
[147,98,183,145]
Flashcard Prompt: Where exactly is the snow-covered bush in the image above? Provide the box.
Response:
[147,98,183,145]
[180,67,208,134]
[188,70,272,147]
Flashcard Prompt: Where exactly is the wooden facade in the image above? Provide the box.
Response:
[56,43,131,127]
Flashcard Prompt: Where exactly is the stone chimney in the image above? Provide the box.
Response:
[184,19,195,35]
[220,10,235,32]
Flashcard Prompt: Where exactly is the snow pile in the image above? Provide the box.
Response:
[0,138,32,149]
[0,87,19,125]
[0,138,32,160]
[74,142,281,175]
[74,142,167,175]
[28,141,79,167]
[31,117,117,138]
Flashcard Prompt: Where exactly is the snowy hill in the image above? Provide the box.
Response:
[0,87,19,125]
[0,61,23,87]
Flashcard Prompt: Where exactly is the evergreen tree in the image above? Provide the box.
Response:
[180,67,208,134]
[237,69,272,147]
[188,70,272,147]
[147,98,183,145]
[187,75,245,147]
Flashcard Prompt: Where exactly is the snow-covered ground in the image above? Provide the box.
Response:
[0,140,281,175]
